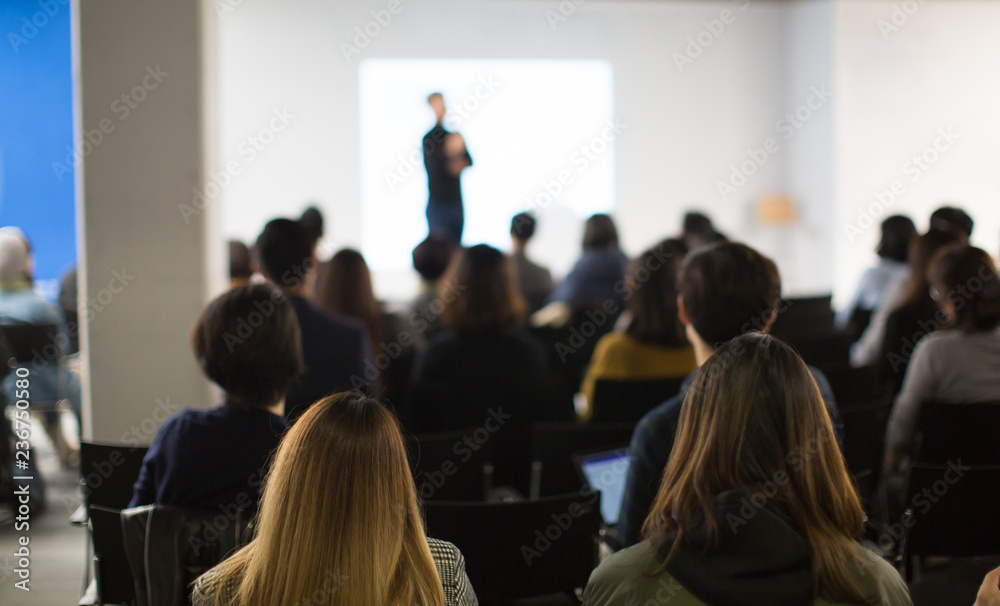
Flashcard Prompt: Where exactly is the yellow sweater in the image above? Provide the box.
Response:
[580,332,697,418]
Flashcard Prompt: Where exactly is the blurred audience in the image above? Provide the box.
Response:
[228,240,253,289]
[679,210,727,251]
[255,218,369,422]
[510,212,554,314]
[837,215,917,338]
[929,205,974,240]
[409,244,568,493]
[130,284,303,508]
[409,233,457,343]
[580,239,695,410]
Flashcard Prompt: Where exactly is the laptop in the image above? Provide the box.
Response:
[573,447,631,526]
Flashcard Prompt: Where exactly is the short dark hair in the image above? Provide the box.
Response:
[511,213,537,241]
[625,239,688,348]
[228,240,252,280]
[412,233,455,281]
[678,242,781,347]
[930,206,974,238]
[255,218,315,290]
[299,206,325,245]
[876,215,917,263]
[930,245,1000,333]
[583,214,619,250]
[192,284,304,409]
[682,212,714,236]
[440,244,525,333]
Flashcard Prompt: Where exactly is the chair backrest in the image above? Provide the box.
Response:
[901,401,1000,561]
[822,365,887,408]
[2,322,60,365]
[121,504,257,606]
[771,295,835,334]
[81,442,149,509]
[591,377,684,424]
[530,421,634,497]
[91,504,137,606]
[423,493,601,601]
[774,331,853,374]
[838,396,892,504]
[406,427,497,501]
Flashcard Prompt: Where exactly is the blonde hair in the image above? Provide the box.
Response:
[645,334,872,605]
[198,393,445,606]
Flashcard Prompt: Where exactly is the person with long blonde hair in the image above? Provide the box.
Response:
[192,392,478,606]
[584,334,910,606]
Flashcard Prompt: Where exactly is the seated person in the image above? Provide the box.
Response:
[617,242,843,548]
[228,240,253,289]
[884,244,1000,468]
[409,244,568,493]
[509,212,554,313]
[255,218,369,422]
[929,205,974,240]
[585,334,911,606]
[409,233,458,346]
[193,393,478,606]
[837,215,916,337]
[545,214,628,315]
[130,284,303,508]
[679,211,726,251]
[580,239,696,411]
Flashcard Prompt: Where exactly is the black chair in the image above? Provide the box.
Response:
[406,428,496,501]
[771,295,835,335]
[529,421,634,498]
[81,443,148,605]
[897,401,1000,580]
[424,494,601,604]
[590,377,684,424]
[121,504,257,606]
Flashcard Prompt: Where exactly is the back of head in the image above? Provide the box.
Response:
[682,211,714,236]
[298,206,325,246]
[228,240,253,281]
[255,219,314,289]
[625,239,688,348]
[677,242,781,347]
[876,215,917,263]
[582,214,619,251]
[0,229,29,284]
[930,206,974,238]
[930,245,1000,333]
[511,212,537,242]
[648,333,867,604]
[191,284,303,409]
[317,249,381,343]
[899,229,963,307]
[412,233,456,282]
[440,244,525,333]
[208,393,444,606]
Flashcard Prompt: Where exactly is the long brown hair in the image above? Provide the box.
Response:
[440,244,525,333]
[930,245,1000,333]
[897,229,962,309]
[317,248,383,348]
[644,334,872,605]
[198,393,445,606]
[625,239,688,348]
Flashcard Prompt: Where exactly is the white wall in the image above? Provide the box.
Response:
[832,0,1000,305]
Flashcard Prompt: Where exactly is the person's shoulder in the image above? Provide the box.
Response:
[426,537,465,584]
[585,541,660,602]
[843,546,912,606]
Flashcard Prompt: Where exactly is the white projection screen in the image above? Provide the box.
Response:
[358,58,615,297]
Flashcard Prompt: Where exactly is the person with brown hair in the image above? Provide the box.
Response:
[192,392,478,606]
[130,284,303,508]
[409,244,567,492]
[579,239,696,409]
[885,244,1000,466]
[584,334,910,606]
[547,214,628,312]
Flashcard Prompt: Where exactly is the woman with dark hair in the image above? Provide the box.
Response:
[885,245,1000,467]
[877,229,963,394]
[838,215,917,338]
[546,214,628,313]
[193,393,478,606]
[317,248,417,405]
[130,284,304,508]
[409,244,566,492]
[584,334,910,606]
[579,239,696,410]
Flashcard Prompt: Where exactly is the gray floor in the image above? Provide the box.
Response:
[0,431,87,606]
